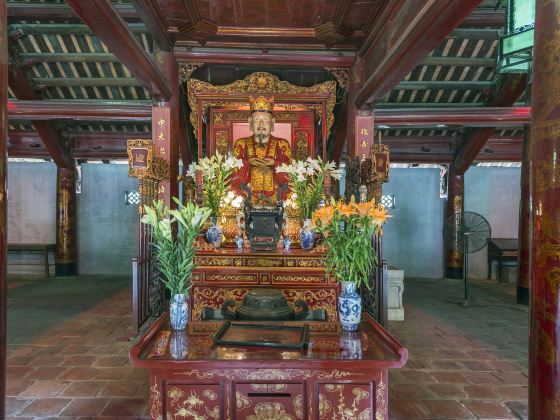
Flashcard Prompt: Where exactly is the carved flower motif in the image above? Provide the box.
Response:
[236,391,252,410]
[293,394,304,419]
[203,389,217,400]
[247,402,294,420]
[167,387,184,404]
[318,394,332,418]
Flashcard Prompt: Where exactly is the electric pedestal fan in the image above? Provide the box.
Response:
[443,211,491,306]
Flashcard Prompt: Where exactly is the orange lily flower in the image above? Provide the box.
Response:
[370,205,390,225]
[336,202,356,218]
[312,206,334,227]
[351,199,375,216]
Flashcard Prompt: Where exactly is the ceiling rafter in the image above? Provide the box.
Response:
[355,0,484,107]
[178,0,218,41]
[65,0,172,101]
[130,0,174,51]
[314,0,353,45]
[7,52,71,168]
[453,73,527,173]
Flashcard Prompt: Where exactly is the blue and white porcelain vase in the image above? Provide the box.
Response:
[170,330,188,360]
[338,281,362,331]
[206,223,222,248]
[169,293,189,331]
[300,219,315,250]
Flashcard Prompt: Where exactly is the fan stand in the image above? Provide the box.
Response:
[462,231,471,307]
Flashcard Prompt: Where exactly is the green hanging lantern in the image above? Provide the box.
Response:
[498,0,535,73]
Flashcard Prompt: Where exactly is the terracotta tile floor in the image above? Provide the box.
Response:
[388,278,528,420]
[5,275,528,419]
[6,275,150,419]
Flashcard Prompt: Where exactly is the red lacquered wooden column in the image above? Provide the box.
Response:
[151,50,179,208]
[445,165,464,279]
[55,167,77,276]
[530,1,560,417]
[0,0,8,414]
[517,125,531,305]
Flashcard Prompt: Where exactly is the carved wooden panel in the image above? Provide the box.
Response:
[164,383,222,419]
[235,382,305,419]
[317,383,373,419]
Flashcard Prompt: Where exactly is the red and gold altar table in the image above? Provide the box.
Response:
[191,247,339,322]
[129,313,407,419]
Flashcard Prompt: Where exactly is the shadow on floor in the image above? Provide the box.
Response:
[8,275,129,346]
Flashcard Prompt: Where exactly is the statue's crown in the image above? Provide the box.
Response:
[249,95,274,114]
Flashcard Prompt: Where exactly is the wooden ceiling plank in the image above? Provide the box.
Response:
[7,1,139,20]
[422,56,495,67]
[453,73,527,174]
[130,0,174,52]
[65,0,172,101]
[7,54,72,168]
[7,99,151,121]
[174,49,355,67]
[374,106,530,127]
[356,0,484,107]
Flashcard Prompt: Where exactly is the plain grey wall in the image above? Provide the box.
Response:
[7,162,57,274]
[78,163,138,275]
[383,168,445,278]
[7,162,138,276]
[464,166,521,279]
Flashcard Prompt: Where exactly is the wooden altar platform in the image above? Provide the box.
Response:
[192,247,339,322]
[129,313,408,419]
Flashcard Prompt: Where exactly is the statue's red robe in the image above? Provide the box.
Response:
[232,135,292,201]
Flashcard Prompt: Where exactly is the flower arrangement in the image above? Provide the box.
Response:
[186,152,243,221]
[276,157,342,222]
[312,199,389,289]
[141,198,211,296]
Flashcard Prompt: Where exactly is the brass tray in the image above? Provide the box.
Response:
[212,321,309,349]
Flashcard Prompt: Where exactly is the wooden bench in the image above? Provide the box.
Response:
[487,238,518,282]
[8,243,56,278]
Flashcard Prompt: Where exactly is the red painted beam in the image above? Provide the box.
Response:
[461,9,505,27]
[0,1,7,415]
[130,0,173,51]
[374,106,531,127]
[356,0,484,106]
[453,73,527,174]
[65,0,171,101]
[7,100,151,121]
[8,130,150,159]
[7,2,139,20]
[8,58,72,168]
[174,49,356,68]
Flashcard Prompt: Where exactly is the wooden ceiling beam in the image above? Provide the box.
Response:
[7,1,139,20]
[174,49,355,68]
[178,0,218,41]
[8,55,71,168]
[356,0,484,107]
[314,0,353,45]
[65,0,172,101]
[461,9,505,27]
[374,106,530,127]
[33,77,142,88]
[422,56,495,67]
[396,80,494,90]
[453,73,527,174]
[8,99,151,121]
[20,53,118,66]
[130,0,173,51]
[9,23,146,36]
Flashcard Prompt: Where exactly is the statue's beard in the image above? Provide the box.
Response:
[255,133,267,145]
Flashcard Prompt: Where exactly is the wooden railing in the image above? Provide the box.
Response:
[132,223,152,333]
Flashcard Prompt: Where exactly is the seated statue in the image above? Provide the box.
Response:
[231,96,292,206]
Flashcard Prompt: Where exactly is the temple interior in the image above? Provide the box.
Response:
[0,0,547,419]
